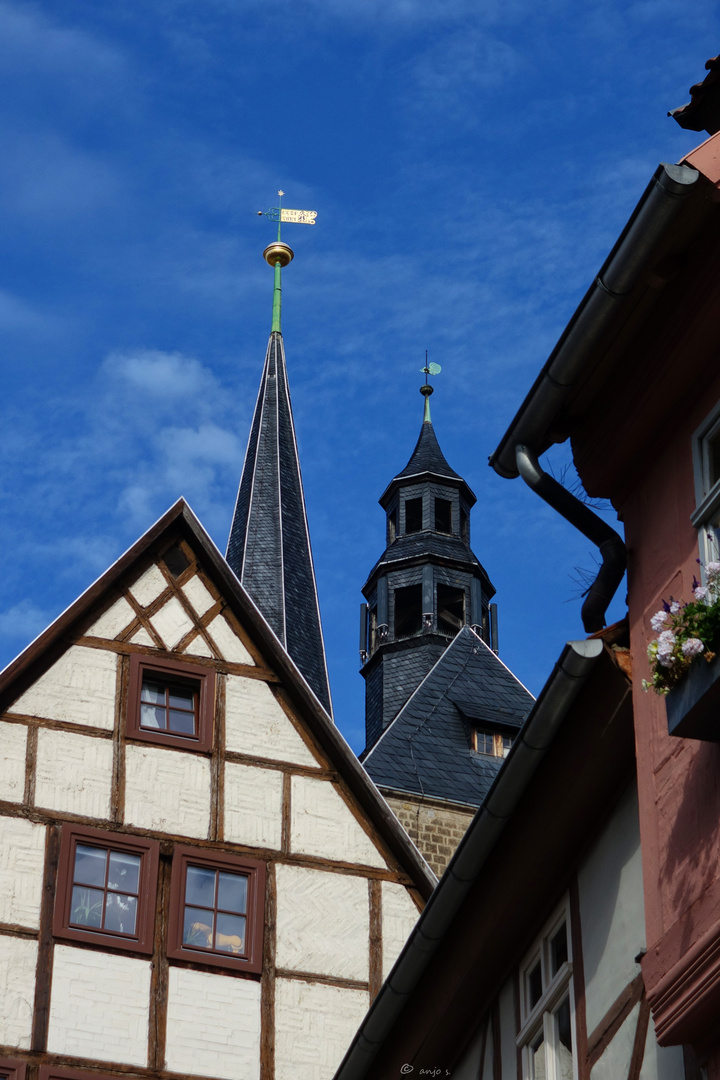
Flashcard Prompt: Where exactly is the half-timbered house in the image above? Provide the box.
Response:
[0,499,433,1080]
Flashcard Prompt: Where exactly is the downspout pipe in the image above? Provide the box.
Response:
[515,444,626,633]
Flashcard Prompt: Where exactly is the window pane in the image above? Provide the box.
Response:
[551,923,568,975]
[141,703,166,730]
[108,851,141,895]
[183,906,213,948]
[215,912,246,953]
[168,709,195,735]
[531,1032,546,1080]
[74,844,107,887]
[169,687,194,710]
[709,428,720,488]
[141,680,166,704]
[554,996,574,1079]
[218,872,247,914]
[71,885,104,927]
[528,960,543,1008]
[186,865,216,908]
[104,893,138,935]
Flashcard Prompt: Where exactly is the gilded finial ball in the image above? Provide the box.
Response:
[263,242,294,268]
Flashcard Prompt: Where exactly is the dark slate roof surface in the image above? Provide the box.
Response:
[226,332,332,715]
[396,420,461,481]
[364,627,534,806]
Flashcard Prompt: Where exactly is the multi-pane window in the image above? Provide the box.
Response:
[473,728,513,757]
[54,825,159,954]
[127,654,215,752]
[70,843,141,937]
[182,864,248,957]
[518,905,576,1080]
[168,847,265,973]
[140,676,197,736]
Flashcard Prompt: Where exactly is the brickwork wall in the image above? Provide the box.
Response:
[385,793,475,878]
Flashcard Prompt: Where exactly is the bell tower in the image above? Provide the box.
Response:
[360,376,497,752]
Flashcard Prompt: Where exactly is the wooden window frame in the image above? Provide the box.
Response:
[168,845,266,975]
[53,824,159,955]
[0,1059,26,1080]
[127,653,216,753]
[517,899,577,1079]
[472,728,512,757]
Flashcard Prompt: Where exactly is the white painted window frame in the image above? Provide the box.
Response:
[691,400,720,572]
[516,898,578,1080]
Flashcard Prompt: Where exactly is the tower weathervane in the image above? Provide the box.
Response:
[256,191,318,333]
[419,352,442,422]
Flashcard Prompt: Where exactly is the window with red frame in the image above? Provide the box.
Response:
[127,654,215,752]
[0,1058,26,1080]
[53,825,158,954]
[168,846,265,974]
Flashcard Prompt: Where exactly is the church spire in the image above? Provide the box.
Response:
[359,374,497,751]
[226,199,332,715]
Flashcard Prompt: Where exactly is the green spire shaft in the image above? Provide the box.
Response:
[423,392,432,423]
[272,258,282,333]
[271,193,283,333]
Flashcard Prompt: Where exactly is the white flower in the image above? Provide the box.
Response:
[670,600,681,614]
[682,638,705,658]
[706,561,720,575]
[650,611,668,632]
[658,630,676,644]
[695,586,709,602]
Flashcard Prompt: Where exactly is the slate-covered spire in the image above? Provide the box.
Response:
[226,225,332,715]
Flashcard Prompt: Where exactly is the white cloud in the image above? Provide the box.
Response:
[0,0,123,79]
[105,349,222,401]
[0,598,53,641]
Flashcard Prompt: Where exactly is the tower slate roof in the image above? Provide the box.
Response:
[363,627,534,806]
[226,330,332,715]
[396,420,462,481]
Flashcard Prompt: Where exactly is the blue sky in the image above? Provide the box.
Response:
[1,0,718,752]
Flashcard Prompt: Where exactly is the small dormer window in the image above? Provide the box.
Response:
[405,498,423,534]
[473,729,513,757]
[435,498,452,534]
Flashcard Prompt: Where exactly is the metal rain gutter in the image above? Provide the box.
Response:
[489,162,700,481]
[333,637,605,1080]
[515,445,626,633]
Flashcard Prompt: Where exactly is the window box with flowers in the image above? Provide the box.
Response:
[644,562,720,740]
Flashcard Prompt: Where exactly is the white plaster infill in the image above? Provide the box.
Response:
[225,675,318,767]
[275,864,369,982]
[290,775,386,868]
[8,645,118,729]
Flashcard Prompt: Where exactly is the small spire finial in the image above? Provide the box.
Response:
[419,352,442,423]
[257,193,318,334]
